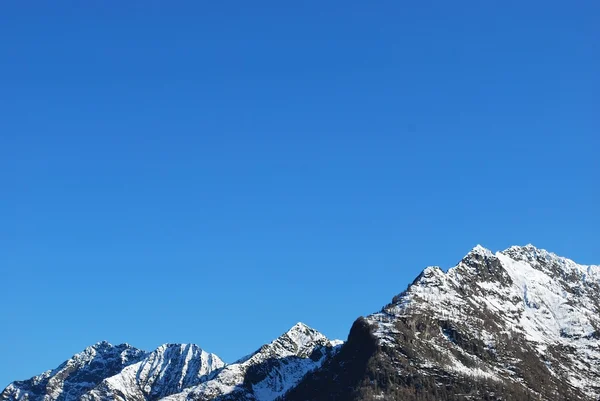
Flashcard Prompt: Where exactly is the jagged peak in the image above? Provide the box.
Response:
[280,322,328,347]
[286,322,317,334]
[501,244,575,262]
[92,340,112,347]
[467,244,495,257]
[85,340,113,351]
[155,342,198,351]
[422,265,444,276]
[451,244,501,276]
[503,243,543,255]
[149,343,222,363]
[284,322,343,348]
[233,322,335,365]
[503,244,577,266]
[84,341,140,352]
[76,341,141,360]
[410,266,445,288]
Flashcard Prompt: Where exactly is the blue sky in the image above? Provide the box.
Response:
[1,1,599,387]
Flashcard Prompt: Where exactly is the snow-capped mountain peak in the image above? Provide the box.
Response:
[3,244,597,401]
[1,343,147,401]
[1,323,342,401]
[285,322,317,336]
[282,322,326,345]
[82,343,224,401]
[502,244,600,281]
[263,322,331,359]
[469,244,495,257]
[160,323,342,401]
[364,245,600,400]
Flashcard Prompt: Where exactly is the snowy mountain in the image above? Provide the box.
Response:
[162,323,342,401]
[1,324,340,401]
[82,344,224,401]
[3,244,598,401]
[0,342,146,401]
[282,245,600,401]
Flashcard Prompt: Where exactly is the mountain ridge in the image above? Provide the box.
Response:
[3,244,598,401]
[282,244,600,401]
[1,323,341,401]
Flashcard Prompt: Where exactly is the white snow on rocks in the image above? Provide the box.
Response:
[161,322,342,401]
[83,344,224,401]
[366,244,600,398]
[2,324,341,401]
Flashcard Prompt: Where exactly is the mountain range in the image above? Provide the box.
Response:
[2,245,598,401]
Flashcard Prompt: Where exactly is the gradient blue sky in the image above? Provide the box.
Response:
[1,1,599,387]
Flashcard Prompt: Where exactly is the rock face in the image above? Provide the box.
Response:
[82,344,225,401]
[1,324,340,401]
[282,245,600,401]
[2,245,598,401]
[162,323,342,401]
[0,342,147,401]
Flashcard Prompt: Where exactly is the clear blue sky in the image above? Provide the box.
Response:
[1,1,598,388]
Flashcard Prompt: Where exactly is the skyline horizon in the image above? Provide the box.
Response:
[2,1,598,389]
[3,242,598,387]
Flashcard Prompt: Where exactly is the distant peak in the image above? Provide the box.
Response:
[457,245,496,268]
[280,322,329,346]
[412,266,445,286]
[422,266,443,275]
[88,341,141,351]
[284,323,344,348]
[158,342,190,348]
[233,322,333,364]
[282,322,323,339]
[288,322,313,332]
[500,244,593,275]
[153,343,212,355]
[501,244,555,262]
[504,243,540,253]
[469,244,494,257]
[84,341,114,352]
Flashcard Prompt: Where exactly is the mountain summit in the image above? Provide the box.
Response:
[1,324,340,401]
[81,343,225,401]
[2,245,598,401]
[1,342,147,401]
[283,245,600,401]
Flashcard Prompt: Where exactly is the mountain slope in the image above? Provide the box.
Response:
[1,324,341,401]
[282,245,600,401]
[82,344,224,401]
[161,323,342,401]
[3,244,597,401]
[0,342,146,401]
